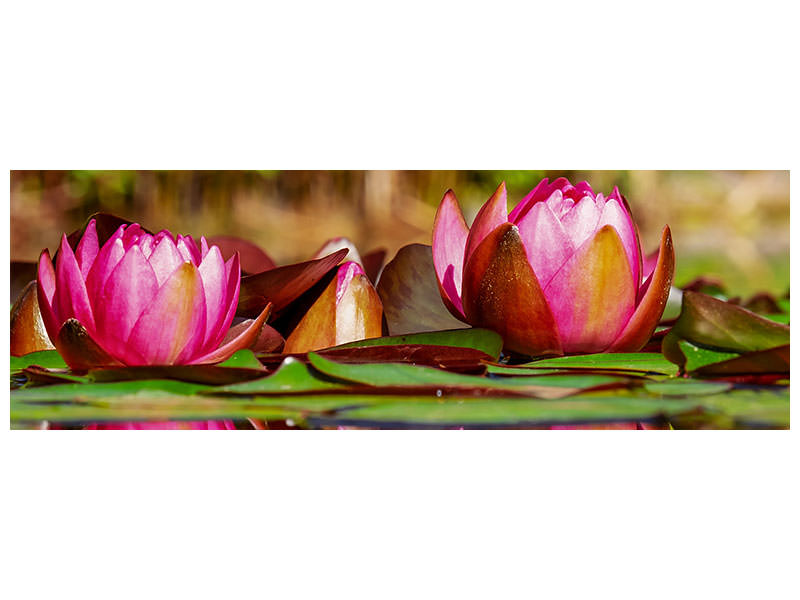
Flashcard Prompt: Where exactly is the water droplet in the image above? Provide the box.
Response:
[436,389,442,397]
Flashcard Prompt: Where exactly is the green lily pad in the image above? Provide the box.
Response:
[644,379,732,396]
[500,353,678,376]
[663,291,790,373]
[331,328,504,361]
[215,357,351,395]
[217,349,265,370]
[11,378,211,401]
[11,350,67,372]
[676,340,739,372]
[308,352,627,398]
[308,395,699,428]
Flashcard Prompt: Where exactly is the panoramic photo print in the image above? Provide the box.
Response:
[9,170,790,429]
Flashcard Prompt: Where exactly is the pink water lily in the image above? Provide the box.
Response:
[283,260,384,353]
[432,177,675,356]
[37,219,270,369]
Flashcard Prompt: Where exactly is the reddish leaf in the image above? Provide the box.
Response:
[237,249,348,317]
[248,322,285,354]
[376,243,468,335]
[692,344,790,377]
[90,365,268,385]
[259,344,493,375]
[206,235,276,274]
[362,248,387,284]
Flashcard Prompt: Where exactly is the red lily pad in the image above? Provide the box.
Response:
[376,244,469,336]
[89,364,269,385]
[205,235,276,274]
[362,248,387,284]
[258,344,495,375]
[237,249,348,317]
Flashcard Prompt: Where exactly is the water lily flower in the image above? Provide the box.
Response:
[283,261,383,353]
[37,219,271,369]
[432,178,675,356]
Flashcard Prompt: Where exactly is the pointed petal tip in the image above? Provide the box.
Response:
[606,223,675,352]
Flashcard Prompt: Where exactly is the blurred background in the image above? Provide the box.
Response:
[10,170,789,297]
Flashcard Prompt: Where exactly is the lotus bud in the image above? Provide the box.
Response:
[432,178,675,356]
[283,261,383,353]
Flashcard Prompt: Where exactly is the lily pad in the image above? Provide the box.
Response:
[497,353,678,376]
[215,357,352,395]
[11,350,67,372]
[663,291,790,373]
[643,379,732,396]
[332,327,504,361]
[376,244,469,335]
[237,249,348,317]
[308,352,628,399]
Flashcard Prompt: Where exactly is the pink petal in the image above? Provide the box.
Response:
[36,249,60,340]
[545,189,575,217]
[95,244,159,345]
[200,236,210,259]
[335,261,364,305]
[516,201,575,288]
[188,302,270,365]
[127,263,207,365]
[508,177,574,224]
[85,226,127,304]
[543,226,637,353]
[508,177,552,224]
[432,189,469,318]
[54,234,96,333]
[121,224,145,249]
[75,219,100,278]
[148,236,184,286]
[559,194,602,248]
[564,180,595,201]
[177,235,201,265]
[197,245,228,350]
[464,181,508,268]
[137,234,155,259]
[597,196,640,286]
[608,226,675,352]
[204,252,241,354]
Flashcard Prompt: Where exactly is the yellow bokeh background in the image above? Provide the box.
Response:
[10,170,789,297]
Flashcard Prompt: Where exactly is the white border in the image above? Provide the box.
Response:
[2,2,797,599]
